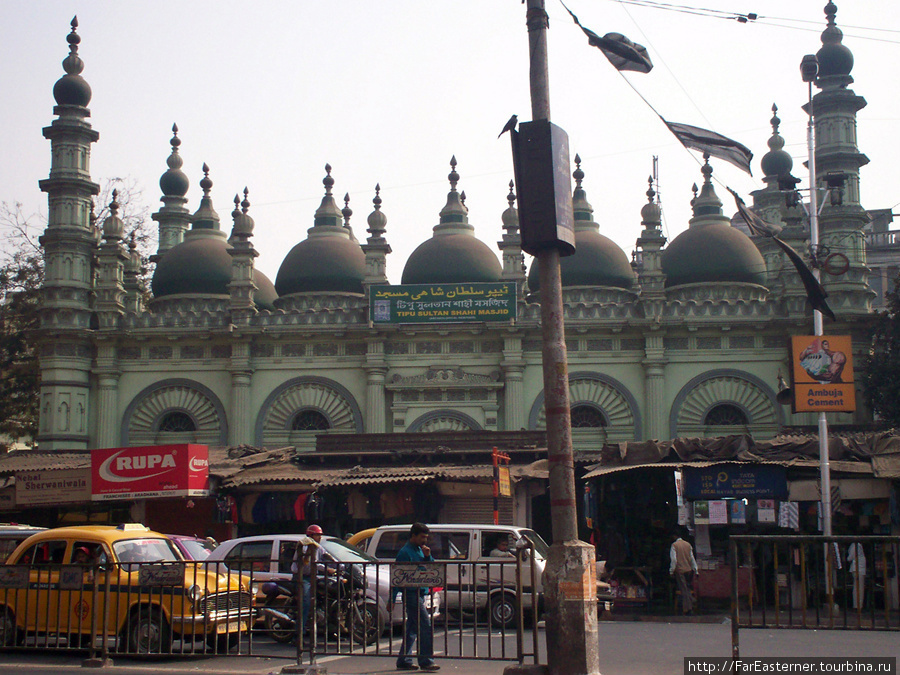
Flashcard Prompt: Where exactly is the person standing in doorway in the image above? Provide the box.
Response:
[670,528,699,615]
[394,523,439,671]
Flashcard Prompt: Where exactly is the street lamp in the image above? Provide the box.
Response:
[801,53,833,539]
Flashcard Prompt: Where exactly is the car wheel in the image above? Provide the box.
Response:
[0,607,21,647]
[489,592,517,629]
[127,608,171,654]
[207,631,241,653]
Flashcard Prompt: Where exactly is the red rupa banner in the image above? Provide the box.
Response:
[91,444,210,501]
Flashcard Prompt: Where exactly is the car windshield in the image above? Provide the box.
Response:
[321,537,378,563]
[114,537,180,563]
[177,538,215,560]
[519,529,550,559]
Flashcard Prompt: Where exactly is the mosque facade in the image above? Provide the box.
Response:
[35,4,886,464]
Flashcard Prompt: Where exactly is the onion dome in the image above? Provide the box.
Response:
[661,157,767,287]
[528,155,634,292]
[275,165,366,295]
[367,184,387,238]
[152,166,277,309]
[102,190,124,240]
[501,181,518,233]
[760,105,795,183]
[401,157,502,284]
[640,177,662,229]
[53,17,92,107]
[231,188,255,239]
[160,125,190,197]
[816,2,853,84]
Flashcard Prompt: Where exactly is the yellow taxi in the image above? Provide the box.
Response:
[0,524,253,653]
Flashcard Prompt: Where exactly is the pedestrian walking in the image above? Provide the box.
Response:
[670,528,698,615]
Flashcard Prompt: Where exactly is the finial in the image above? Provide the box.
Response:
[170,124,181,149]
[62,15,85,76]
[701,153,713,184]
[448,156,459,191]
[373,183,382,209]
[573,153,584,188]
[825,1,837,27]
[460,191,467,210]
[232,194,242,220]
[342,192,353,227]
[200,163,212,194]
[770,103,780,134]
[507,180,516,208]
[691,183,699,204]
[241,187,250,213]
[323,164,334,196]
[646,175,656,204]
[110,189,119,216]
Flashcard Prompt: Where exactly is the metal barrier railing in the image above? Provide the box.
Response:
[730,535,900,657]
[0,547,544,665]
[0,559,255,658]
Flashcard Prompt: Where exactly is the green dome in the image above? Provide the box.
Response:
[662,224,767,287]
[54,20,91,107]
[817,3,853,81]
[401,157,501,285]
[151,232,277,310]
[402,233,501,285]
[528,229,634,291]
[662,160,766,288]
[275,236,365,295]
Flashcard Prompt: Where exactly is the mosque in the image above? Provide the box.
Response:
[24,3,897,532]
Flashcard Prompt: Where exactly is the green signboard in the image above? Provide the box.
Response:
[370,283,517,324]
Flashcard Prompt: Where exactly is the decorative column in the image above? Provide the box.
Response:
[502,335,525,431]
[497,181,527,298]
[228,188,259,326]
[634,176,667,320]
[361,184,391,297]
[95,353,120,449]
[229,341,253,446]
[365,340,387,433]
[36,18,100,450]
[641,335,668,441]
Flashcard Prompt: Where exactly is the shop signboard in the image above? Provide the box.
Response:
[369,283,516,324]
[15,468,91,506]
[91,444,209,501]
[789,335,855,413]
[683,464,787,500]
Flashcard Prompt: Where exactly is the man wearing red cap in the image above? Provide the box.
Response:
[291,524,326,636]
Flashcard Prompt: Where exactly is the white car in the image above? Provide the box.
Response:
[205,533,440,632]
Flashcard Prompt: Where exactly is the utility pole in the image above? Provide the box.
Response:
[521,2,600,674]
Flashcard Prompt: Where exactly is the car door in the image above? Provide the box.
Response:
[223,540,277,585]
[16,539,67,634]
[427,530,472,613]
[60,541,110,638]
[475,530,518,605]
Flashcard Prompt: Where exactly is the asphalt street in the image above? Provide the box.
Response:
[4,620,899,675]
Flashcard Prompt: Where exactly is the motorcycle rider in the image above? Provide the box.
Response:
[291,524,328,634]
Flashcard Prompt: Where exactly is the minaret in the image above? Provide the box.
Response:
[122,234,144,315]
[805,1,873,315]
[362,184,391,290]
[95,191,128,328]
[498,180,527,297]
[635,174,666,312]
[36,18,100,450]
[228,188,259,326]
[151,125,191,262]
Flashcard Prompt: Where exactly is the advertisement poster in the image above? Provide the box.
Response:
[693,501,710,524]
[370,283,516,324]
[708,500,729,525]
[91,444,209,501]
[757,499,776,523]
[790,335,855,413]
[15,468,91,506]
[683,464,787,499]
[730,500,747,524]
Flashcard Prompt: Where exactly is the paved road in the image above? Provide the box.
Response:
[4,620,899,675]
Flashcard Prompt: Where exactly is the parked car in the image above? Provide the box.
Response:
[366,523,549,628]
[166,534,217,561]
[0,524,253,652]
[0,525,46,564]
[205,533,439,632]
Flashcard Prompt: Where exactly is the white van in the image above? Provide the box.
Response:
[365,524,549,628]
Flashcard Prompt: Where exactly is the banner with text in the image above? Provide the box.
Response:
[370,283,517,324]
[15,468,91,506]
[91,444,210,501]
[790,335,855,413]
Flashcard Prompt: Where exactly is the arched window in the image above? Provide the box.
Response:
[291,410,330,431]
[571,405,606,428]
[158,411,197,432]
[704,404,748,427]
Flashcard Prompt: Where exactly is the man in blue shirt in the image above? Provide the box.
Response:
[394,523,439,671]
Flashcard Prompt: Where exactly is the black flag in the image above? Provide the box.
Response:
[729,188,836,321]
[664,121,753,175]
[561,2,653,74]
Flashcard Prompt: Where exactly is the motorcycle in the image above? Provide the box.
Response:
[261,564,383,646]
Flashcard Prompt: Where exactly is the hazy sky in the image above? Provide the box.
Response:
[3,1,898,285]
